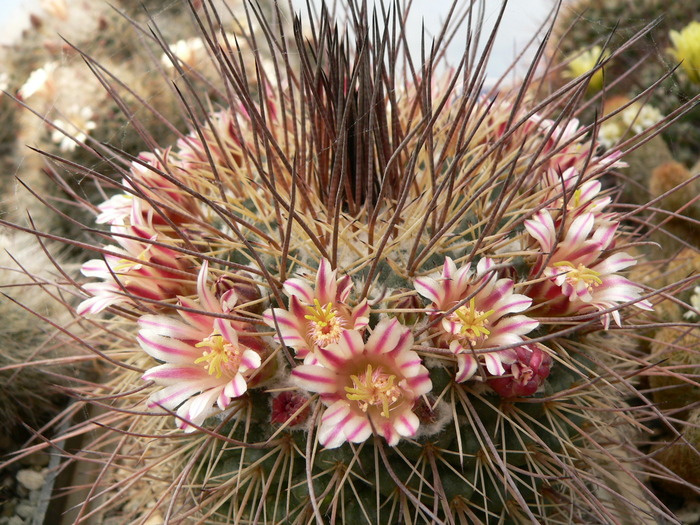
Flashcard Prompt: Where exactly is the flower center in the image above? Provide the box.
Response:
[345,364,402,418]
[114,245,151,272]
[194,334,240,378]
[304,298,345,347]
[452,298,494,345]
[553,260,602,291]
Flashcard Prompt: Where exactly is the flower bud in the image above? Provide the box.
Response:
[216,272,263,314]
[270,391,310,427]
[488,345,552,398]
[386,289,423,326]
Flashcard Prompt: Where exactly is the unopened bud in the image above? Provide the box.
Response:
[216,272,263,314]
[270,391,310,426]
[488,345,552,398]
[386,290,423,326]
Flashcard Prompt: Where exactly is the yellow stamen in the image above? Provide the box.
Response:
[452,298,494,344]
[553,260,603,289]
[113,245,151,272]
[304,298,345,346]
[572,188,582,209]
[345,364,401,418]
[195,334,238,378]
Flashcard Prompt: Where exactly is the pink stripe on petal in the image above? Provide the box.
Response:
[139,315,197,339]
[337,275,353,302]
[322,400,352,425]
[492,296,532,317]
[391,326,414,354]
[143,364,206,383]
[566,213,594,247]
[406,375,432,396]
[524,213,554,251]
[217,389,229,410]
[484,279,514,305]
[495,315,539,335]
[366,318,401,355]
[318,416,350,448]
[414,277,441,305]
[344,416,371,443]
[272,310,303,330]
[484,353,506,376]
[339,329,365,356]
[352,301,370,329]
[149,383,199,410]
[317,346,347,370]
[213,318,238,346]
[394,410,419,437]
[456,355,478,383]
[283,279,314,302]
[381,421,400,446]
[80,259,110,277]
[279,334,306,346]
[137,332,195,364]
[443,257,455,280]
[315,258,337,305]
[292,366,337,393]
[240,349,261,371]
[225,373,248,398]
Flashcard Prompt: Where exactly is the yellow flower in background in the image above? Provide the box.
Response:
[669,21,700,84]
[563,45,608,93]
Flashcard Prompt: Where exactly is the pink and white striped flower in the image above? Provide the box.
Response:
[263,259,369,362]
[540,166,612,219]
[292,318,431,448]
[414,257,538,382]
[96,151,201,227]
[138,262,263,432]
[77,215,196,315]
[524,209,653,327]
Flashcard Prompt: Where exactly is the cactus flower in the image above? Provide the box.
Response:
[263,258,369,362]
[138,262,263,432]
[77,215,196,315]
[525,210,653,327]
[292,319,432,448]
[563,45,608,93]
[415,257,538,382]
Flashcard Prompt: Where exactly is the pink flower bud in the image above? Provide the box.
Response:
[488,345,552,398]
[270,391,310,426]
[386,289,423,326]
[216,272,263,314]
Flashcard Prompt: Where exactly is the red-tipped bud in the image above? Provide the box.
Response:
[488,345,552,398]
[270,391,310,426]
[412,395,438,426]
[216,272,263,314]
[386,290,423,326]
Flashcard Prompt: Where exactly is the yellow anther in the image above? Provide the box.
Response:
[304,298,345,347]
[453,298,494,344]
[195,334,236,378]
[345,364,401,418]
[553,260,603,287]
[304,298,336,326]
[113,246,151,272]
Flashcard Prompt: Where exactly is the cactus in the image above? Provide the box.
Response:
[1,1,699,524]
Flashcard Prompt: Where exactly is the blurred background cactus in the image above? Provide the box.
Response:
[550,0,700,166]
[0,1,699,524]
